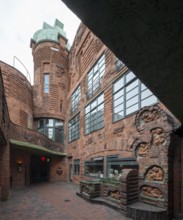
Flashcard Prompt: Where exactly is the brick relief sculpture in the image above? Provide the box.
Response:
[113,126,124,137]
[136,142,149,157]
[145,166,164,182]
[141,186,164,200]
[151,127,166,146]
[140,109,159,123]
[56,166,63,175]
[108,190,121,200]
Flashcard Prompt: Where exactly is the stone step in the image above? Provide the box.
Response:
[127,202,167,220]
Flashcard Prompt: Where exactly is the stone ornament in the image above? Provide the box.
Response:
[146,166,164,181]
[113,126,124,136]
[151,128,166,146]
[141,186,164,199]
[108,190,121,200]
[136,143,149,157]
[135,105,166,131]
[56,166,63,175]
[140,109,159,123]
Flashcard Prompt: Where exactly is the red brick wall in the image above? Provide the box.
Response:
[49,157,67,182]
[67,23,177,213]
[0,61,33,128]
[10,149,30,188]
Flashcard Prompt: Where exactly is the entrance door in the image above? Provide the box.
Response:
[30,155,50,183]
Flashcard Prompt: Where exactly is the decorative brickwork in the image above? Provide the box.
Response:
[120,169,138,212]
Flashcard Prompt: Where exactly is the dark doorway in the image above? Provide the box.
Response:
[30,155,50,183]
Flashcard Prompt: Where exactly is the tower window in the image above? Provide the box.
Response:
[44,74,49,93]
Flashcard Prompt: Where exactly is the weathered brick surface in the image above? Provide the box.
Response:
[0,61,33,129]
[32,41,69,122]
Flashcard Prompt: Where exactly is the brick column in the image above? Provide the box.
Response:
[120,169,138,212]
[0,143,10,201]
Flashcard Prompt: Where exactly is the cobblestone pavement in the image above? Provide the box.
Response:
[0,182,130,220]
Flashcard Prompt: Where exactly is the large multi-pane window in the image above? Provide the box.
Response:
[71,86,81,112]
[87,54,105,98]
[44,74,49,93]
[38,118,64,143]
[74,159,80,175]
[85,93,104,135]
[113,71,157,122]
[85,157,104,177]
[68,114,80,142]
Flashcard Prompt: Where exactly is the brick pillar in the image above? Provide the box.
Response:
[0,143,10,201]
[120,169,138,212]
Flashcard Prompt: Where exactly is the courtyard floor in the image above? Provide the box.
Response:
[0,182,130,220]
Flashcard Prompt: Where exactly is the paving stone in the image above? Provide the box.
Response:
[0,182,130,220]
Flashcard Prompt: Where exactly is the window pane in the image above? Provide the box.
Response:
[141,95,157,107]
[87,54,105,97]
[68,114,80,142]
[114,89,124,100]
[71,85,81,112]
[112,71,157,122]
[126,71,136,83]
[44,74,49,93]
[114,77,124,93]
[114,111,124,121]
[141,89,152,99]
[141,83,147,91]
[114,98,123,108]
[126,95,138,108]
[114,104,124,113]
[126,79,138,92]
[126,87,138,100]
[98,94,104,104]
[37,118,64,143]
[84,94,104,134]
[126,103,139,115]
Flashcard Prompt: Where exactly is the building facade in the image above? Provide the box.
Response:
[0,20,182,219]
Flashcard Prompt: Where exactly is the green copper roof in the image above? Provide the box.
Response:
[33,19,67,45]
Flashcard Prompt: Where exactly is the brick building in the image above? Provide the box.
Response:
[0,19,182,219]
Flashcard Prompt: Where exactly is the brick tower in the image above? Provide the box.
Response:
[30,19,69,144]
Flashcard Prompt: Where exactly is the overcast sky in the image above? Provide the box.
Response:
[0,0,80,84]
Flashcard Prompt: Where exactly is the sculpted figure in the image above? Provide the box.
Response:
[138,143,148,157]
[146,166,164,181]
[151,128,166,146]
[142,186,163,199]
